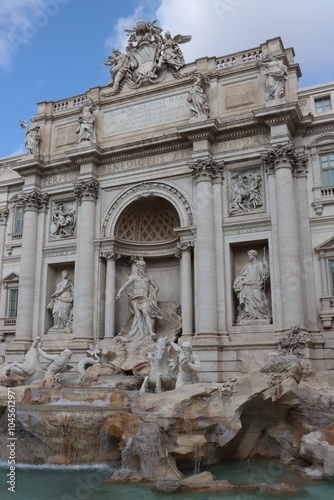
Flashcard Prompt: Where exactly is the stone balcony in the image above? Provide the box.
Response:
[312,186,334,215]
[319,296,334,328]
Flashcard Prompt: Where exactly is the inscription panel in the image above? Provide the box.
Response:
[103,94,190,136]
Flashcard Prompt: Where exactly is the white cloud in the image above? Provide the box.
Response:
[0,0,69,70]
[152,0,334,86]
[105,6,144,53]
[10,143,26,156]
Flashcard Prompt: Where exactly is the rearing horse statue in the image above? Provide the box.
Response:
[139,337,176,395]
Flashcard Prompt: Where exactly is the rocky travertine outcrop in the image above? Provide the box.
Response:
[1,357,334,483]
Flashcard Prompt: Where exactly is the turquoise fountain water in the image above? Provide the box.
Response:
[1,459,334,500]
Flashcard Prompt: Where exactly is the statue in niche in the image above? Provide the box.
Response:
[158,31,191,70]
[37,342,73,380]
[230,170,263,214]
[76,98,96,143]
[170,341,201,388]
[256,54,289,100]
[19,120,41,157]
[116,260,163,341]
[47,270,74,332]
[233,249,271,324]
[187,70,210,117]
[50,201,76,239]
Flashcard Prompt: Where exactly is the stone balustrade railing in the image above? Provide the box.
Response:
[53,95,86,112]
[216,50,263,70]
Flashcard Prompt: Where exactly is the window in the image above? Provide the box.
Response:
[315,97,331,112]
[14,206,24,233]
[320,153,334,186]
[8,289,18,318]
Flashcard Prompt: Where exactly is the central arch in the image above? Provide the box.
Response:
[101,181,194,239]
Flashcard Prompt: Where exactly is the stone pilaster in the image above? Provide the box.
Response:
[189,158,223,335]
[15,192,49,341]
[72,179,99,340]
[262,144,305,328]
[0,207,9,326]
[212,164,226,333]
[176,241,194,335]
[101,251,121,338]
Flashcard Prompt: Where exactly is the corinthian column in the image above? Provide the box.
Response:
[102,251,121,338]
[176,241,194,335]
[73,180,99,340]
[262,144,305,328]
[189,158,223,334]
[15,192,49,341]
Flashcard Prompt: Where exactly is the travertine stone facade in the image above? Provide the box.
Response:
[1,31,334,381]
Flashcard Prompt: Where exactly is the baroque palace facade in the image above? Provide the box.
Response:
[0,21,334,381]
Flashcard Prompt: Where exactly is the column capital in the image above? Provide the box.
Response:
[101,251,121,261]
[17,191,49,212]
[262,143,308,176]
[73,179,100,204]
[175,241,193,259]
[189,157,224,182]
[0,206,9,225]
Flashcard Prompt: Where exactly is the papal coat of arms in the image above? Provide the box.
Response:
[102,18,191,92]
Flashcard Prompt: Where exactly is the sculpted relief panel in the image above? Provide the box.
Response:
[228,167,264,215]
[50,200,76,240]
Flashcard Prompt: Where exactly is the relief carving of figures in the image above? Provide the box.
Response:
[102,19,191,92]
[19,120,41,157]
[233,249,271,324]
[50,201,76,239]
[257,54,289,100]
[47,270,74,333]
[187,71,210,117]
[76,98,96,143]
[229,169,263,214]
[116,260,163,341]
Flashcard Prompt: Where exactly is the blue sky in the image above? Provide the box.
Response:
[1,0,334,158]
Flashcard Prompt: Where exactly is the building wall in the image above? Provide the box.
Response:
[1,37,334,379]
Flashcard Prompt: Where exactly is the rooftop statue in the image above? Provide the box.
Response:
[256,53,289,100]
[76,98,96,144]
[102,18,191,92]
[19,119,41,157]
[187,70,210,117]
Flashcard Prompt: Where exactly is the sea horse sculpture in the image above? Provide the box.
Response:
[139,336,176,394]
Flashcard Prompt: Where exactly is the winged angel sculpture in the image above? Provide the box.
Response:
[102,18,191,91]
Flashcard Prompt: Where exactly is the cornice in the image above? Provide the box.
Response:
[66,145,103,166]
[177,118,220,142]
[12,158,45,177]
[223,218,271,235]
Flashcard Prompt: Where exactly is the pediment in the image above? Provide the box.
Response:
[2,272,19,283]
[315,235,334,252]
